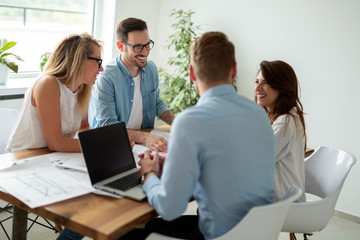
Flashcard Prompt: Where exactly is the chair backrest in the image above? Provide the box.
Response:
[305,146,356,198]
[213,186,302,240]
[0,108,19,154]
[282,146,357,233]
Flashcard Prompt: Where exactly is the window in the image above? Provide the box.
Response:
[0,0,95,76]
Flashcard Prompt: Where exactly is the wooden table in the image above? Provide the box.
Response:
[1,125,312,239]
[0,148,157,240]
[0,125,173,239]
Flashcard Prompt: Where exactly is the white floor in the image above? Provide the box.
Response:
[278,217,360,240]
[1,201,360,240]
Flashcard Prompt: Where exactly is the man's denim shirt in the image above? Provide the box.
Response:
[89,55,169,129]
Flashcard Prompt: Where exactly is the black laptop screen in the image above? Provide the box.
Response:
[78,122,136,184]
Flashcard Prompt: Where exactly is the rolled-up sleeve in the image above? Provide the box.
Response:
[155,87,169,117]
[148,63,168,117]
[91,73,119,128]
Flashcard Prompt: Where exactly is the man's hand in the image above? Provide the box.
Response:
[138,152,167,178]
[138,150,160,181]
[127,129,168,151]
[129,137,135,149]
[145,134,168,152]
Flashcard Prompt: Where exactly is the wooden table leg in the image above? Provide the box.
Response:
[12,206,28,240]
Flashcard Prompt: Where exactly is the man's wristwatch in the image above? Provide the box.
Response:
[143,170,157,179]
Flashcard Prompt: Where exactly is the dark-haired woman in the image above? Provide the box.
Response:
[255,60,306,202]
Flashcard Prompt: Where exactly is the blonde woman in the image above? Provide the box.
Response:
[7,33,103,152]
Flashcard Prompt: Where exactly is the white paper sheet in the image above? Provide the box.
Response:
[150,130,170,141]
[0,159,15,171]
[0,156,93,208]
[47,152,87,172]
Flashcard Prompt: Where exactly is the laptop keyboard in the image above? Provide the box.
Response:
[105,171,141,191]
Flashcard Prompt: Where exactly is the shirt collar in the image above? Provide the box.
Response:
[197,84,237,105]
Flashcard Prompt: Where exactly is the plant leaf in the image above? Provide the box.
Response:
[4,61,19,73]
[160,9,202,115]
[0,41,16,52]
[1,53,24,62]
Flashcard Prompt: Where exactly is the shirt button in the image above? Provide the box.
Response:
[131,83,134,86]
[131,99,134,102]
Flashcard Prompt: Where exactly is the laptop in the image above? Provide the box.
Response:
[78,122,146,201]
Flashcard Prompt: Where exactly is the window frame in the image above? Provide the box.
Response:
[0,1,96,79]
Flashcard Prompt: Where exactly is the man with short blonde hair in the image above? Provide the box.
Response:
[190,31,235,83]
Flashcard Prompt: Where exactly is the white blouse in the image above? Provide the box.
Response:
[273,108,306,202]
[6,79,82,152]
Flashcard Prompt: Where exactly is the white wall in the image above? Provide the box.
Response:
[94,0,162,63]
[106,0,360,217]
[155,0,360,217]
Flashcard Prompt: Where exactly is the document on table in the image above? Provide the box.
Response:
[0,155,93,208]
[47,152,87,171]
[150,130,170,141]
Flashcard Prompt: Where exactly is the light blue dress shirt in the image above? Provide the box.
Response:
[89,55,169,128]
[143,84,276,239]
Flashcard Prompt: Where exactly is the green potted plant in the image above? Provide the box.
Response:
[159,9,202,116]
[40,52,51,71]
[160,9,237,115]
[0,39,23,85]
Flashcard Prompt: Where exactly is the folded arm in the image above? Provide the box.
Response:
[128,129,167,152]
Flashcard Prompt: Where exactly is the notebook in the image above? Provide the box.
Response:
[78,122,146,201]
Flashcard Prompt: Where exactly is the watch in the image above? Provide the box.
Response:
[143,170,157,179]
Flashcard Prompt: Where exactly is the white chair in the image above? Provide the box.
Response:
[0,107,18,154]
[282,146,357,240]
[146,186,302,240]
[213,186,302,240]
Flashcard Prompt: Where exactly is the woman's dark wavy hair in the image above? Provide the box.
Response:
[258,60,306,149]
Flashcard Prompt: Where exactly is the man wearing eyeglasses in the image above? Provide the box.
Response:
[89,17,174,151]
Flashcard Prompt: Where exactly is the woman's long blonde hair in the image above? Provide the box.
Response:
[43,33,102,117]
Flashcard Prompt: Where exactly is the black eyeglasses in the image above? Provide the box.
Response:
[87,57,103,69]
[121,40,154,53]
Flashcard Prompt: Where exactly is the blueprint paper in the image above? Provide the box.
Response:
[0,156,93,208]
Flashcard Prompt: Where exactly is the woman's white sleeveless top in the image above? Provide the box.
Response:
[6,79,82,152]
